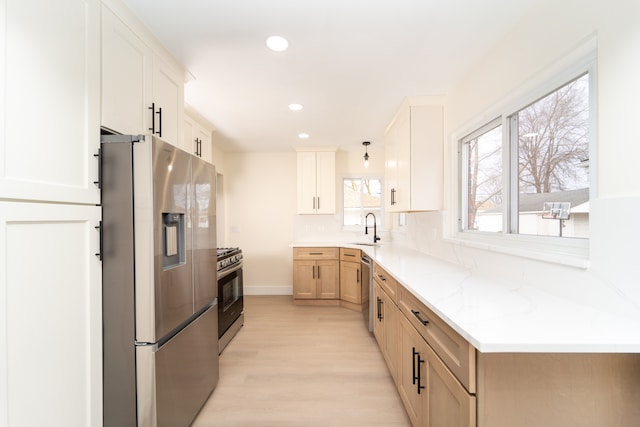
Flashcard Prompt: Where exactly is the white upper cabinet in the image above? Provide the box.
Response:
[385,103,444,212]
[0,0,101,204]
[151,57,184,147]
[101,3,185,148]
[184,106,215,164]
[101,5,152,136]
[297,149,336,214]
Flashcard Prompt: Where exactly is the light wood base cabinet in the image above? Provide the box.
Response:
[398,314,475,427]
[292,248,339,303]
[373,281,400,385]
[340,248,361,306]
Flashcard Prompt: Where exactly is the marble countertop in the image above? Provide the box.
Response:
[291,241,640,353]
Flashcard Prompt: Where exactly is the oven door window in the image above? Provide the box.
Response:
[219,268,243,312]
[218,266,243,337]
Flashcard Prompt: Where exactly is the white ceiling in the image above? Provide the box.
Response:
[122,0,539,153]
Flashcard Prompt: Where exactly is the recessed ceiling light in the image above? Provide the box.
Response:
[288,103,303,111]
[266,36,288,52]
[298,133,309,139]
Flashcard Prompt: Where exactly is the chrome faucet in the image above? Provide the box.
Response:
[364,212,381,244]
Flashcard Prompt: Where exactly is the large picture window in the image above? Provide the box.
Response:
[460,72,591,240]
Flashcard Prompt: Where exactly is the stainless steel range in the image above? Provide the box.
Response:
[217,247,244,353]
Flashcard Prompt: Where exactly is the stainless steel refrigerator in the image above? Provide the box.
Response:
[101,134,219,427]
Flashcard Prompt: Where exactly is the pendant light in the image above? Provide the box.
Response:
[362,141,371,168]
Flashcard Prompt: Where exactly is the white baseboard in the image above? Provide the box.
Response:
[244,285,293,296]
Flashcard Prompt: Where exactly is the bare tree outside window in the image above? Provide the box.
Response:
[515,73,590,237]
[464,124,502,231]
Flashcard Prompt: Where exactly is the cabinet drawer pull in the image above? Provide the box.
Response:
[309,252,324,255]
[378,274,386,281]
[411,310,429,326]
[376,297,383,321]
[345,253,356,257]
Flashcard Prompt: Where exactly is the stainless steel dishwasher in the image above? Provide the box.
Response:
[360,254,373,332]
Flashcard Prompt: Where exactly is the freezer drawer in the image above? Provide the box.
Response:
[137,303,219,427]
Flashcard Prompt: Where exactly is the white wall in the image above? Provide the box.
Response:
[223,152,297,294]
[394,0,640,319]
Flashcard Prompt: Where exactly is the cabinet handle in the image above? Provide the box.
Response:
[312,265,315,279]
[376,297,383,321]
[197,138,202,157]
[317,197,320,210]
[309,252,324,255]
[345,253,356,257]
[391,188,396,205]
[148,102,156,133]
[412,347,418,385]
[378,274,386,282]
[95,221,103,261]
[416,350,425,395]
[93,149,102,188]
[411,310,429,326]
[357,269,360,283]
[317,266,321,279]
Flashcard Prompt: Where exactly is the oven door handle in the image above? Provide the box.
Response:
[218,260,243,280]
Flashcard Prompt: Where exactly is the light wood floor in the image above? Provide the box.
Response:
[193,295,411,427]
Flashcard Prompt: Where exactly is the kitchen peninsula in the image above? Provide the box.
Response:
[292,242,640,426]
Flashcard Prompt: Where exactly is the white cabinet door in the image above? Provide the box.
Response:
[152,57,184,148]
[197,125,213,164]
[0,202,102,427]
[297,151,336,214]
[184,112,214,163]
[101,5,152,135]
[384,104,443,212]
[315,151,336,214]
[297,151,319,213]
[410,106,443,211]
[183,113,197,154]
[0,0,101,204]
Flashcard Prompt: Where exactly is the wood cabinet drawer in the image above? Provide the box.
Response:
[373,263,398,304]
[293,247,339,260]
[398,287,476,394]
[340,247,361,262]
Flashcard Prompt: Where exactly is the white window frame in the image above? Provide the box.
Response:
[448,42,597,268]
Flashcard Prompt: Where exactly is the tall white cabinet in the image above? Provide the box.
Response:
[0,203,102,427]
[296,149,336,214]
[0,0,101,205]
[0,0,103,425]
[385,102,444,212]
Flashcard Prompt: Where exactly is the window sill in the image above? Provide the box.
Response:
[443,232,590,269]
